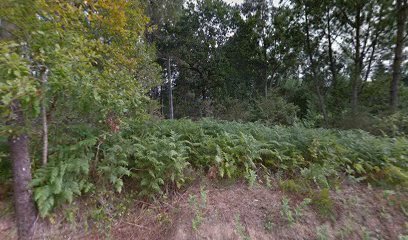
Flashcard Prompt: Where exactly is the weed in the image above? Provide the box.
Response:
[280,197,295,224]
[361,226,373,240]
[64,205,78,224]
[235,214,250,240]
[311,188,334,219]
[263,211,275,232]
[188,186,208,231]
[316,224,330,240]
[336,222,354,240]
[280,179,303,194]
[280,196,311,225]
[379,206,392,220]
[399,235,408,240]
[294,198,312,218]
[245,169,257,187]
[401,202,408,217]
[265,174,273,189]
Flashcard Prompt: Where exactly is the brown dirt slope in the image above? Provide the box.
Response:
[1,181,407,240]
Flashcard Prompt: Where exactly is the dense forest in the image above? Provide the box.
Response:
[0,0,407,239]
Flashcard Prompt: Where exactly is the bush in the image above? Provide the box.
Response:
[250,94,299,126]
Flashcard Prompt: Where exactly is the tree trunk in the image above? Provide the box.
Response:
[351,7,362,115]
[168,57,174,119]
[390,0,408,112]
[305,6,329,126]
[41,67,49,165]
[9,101,37,240]
[326,9,337,89]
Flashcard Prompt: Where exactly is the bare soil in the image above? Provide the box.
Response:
[1,179,407,240]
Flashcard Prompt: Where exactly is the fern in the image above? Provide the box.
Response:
[31,119,408,217]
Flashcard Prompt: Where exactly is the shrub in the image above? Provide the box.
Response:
[250,94,299,126]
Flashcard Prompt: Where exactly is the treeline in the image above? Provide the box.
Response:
[149,0,408,129]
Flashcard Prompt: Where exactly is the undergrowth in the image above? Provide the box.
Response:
[3,119,406,217]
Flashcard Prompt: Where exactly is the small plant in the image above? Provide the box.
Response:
[336,221,354,240]
[311,188,334,219]
[316,224,330,240]
[361,226,373,240]
[188,186,208,231]
[235,214,250,240]
[263,213,274,232]
[280,197,295,224]
[280,196,311,225]
[245,169,257,187]
[399,234,408,240]
[279,179,303,194]
[264,174,273,189]
[294,198,312,218]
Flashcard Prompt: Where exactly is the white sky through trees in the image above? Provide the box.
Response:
[223,0,244,5]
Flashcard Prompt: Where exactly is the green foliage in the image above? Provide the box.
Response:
[250,94,300,126]
[0,43,40,131]
[98,136,132,193]
[280,196,311,224]
[370,112,408,137]
[30,118,408,217]
[189,187,208,231]
[130,131,190,196]
[316,224,330,240]
[128,119,408,186]
[0,138,11,183]
[279,179,304,194]
[311,188,334,219]
[234,214,251,240]
[31,137,96,217]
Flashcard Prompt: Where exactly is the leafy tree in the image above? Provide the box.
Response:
[390,0,408,111]
[1,0,159,238]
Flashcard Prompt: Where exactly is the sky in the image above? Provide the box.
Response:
[223,0,244,5]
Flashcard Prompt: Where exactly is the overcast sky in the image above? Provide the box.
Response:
[223,0,280,6]
[223,0,244,5]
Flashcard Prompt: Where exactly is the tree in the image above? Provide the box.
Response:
[1,0,159,238]
[390,0,408,111]
[337,0,391,114]
[161,0,238,118]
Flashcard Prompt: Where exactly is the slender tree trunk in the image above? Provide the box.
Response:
[364,39,377,84]
[161,85,164,116]
[168,57,174,119]
[264,79,268,98]
[305,7,329,126]
[351,8,362,115]
[390,0,408,112]
[8,101,37,240]
[326,9,337,89]
[41,67,49,165]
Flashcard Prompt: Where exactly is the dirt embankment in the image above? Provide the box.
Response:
[1,180,407,240]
